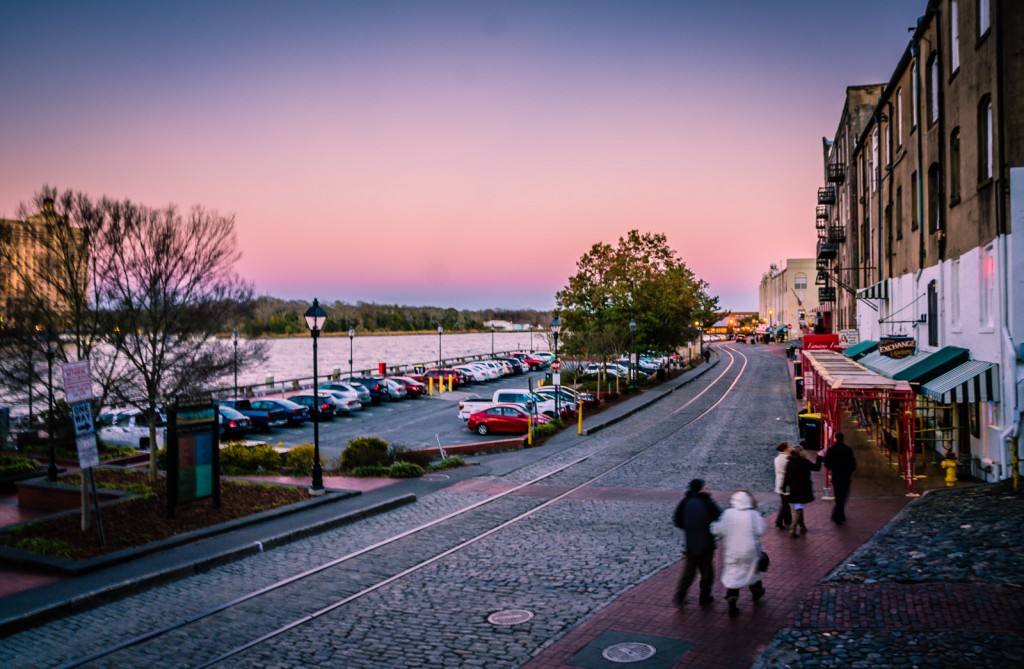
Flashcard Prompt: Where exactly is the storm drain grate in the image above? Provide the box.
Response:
[602,642,657,663]
[487,609,534,626]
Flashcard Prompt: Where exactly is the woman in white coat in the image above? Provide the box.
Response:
[711,489,766,617]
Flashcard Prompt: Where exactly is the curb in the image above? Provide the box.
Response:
[0,493,417,636]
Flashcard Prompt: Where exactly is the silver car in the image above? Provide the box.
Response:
[319,387,364,414]
[383,378,408,400]
[320,382,371,406]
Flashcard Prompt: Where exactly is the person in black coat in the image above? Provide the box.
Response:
[823,432,857,525]
[782,444,822,538]
[673,478,721,606]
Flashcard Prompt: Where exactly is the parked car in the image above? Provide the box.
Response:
[457,389,558,421]
[382,378,408,401]
[534,386,595,409]
[318,387,365,414]
[452,364,486,383]
[512,352,549,371]
[390,376,427,398]
[218,406,253,439]
[583,363,623,377]
[217,399,290,431]
[342,377,385,404]
[467,404,551,436]
[250,398,310,426]
[320,381,371,406]
[97,410,167,450]
[494,357,527,374]
[287,393,339,421]
[420,368,463,389]
[735,333,747,343]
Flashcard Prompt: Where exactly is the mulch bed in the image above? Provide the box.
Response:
[0,469,311,560]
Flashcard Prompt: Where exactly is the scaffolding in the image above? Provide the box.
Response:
[801,350,918,495]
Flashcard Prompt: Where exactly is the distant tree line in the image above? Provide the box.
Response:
[239,297,552,337]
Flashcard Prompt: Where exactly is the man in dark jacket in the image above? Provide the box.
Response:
[673,478,721,607]
[823,432,857,525]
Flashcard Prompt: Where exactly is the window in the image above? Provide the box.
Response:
[950,127,961,203]
[896,186,904,240]
[928,53,940,125]
[885,104,893,162]
[794,273,807,290]
[911,172,919,231]
[896,88,904,146]
[979,95,993,181]
[978,0,990,37]
[980,244,995,328]
[951,0,960,73]
[911,63,919,128]
[951,259,961,330]
[871,128,879,188]
[927,280,938,347]
[928,163,940,233]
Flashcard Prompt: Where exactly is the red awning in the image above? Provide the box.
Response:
[811,302,833,313]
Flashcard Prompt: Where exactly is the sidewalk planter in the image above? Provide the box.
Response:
[15,477,127,512]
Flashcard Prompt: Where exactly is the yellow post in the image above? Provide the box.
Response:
[941,457,957,486]
[528,415,533,446]
[577,399,583,435]
[428,378,434,396]
[447,375,453,393]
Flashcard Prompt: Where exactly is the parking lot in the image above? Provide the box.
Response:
[256,370,552,459]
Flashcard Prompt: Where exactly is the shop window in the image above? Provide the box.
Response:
[927,280,938,347]
[978,95,993,182]
[950,127,961,204]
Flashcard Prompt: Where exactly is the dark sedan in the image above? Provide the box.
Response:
[216,399,289,431]
[287,393,339,421]
[342,377,384,405]
[218,406,253,439]
[250,398,310,426]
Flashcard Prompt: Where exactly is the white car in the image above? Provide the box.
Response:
[97,410,167,450]
[319,388,364,414]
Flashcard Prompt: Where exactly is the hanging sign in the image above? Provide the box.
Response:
[879,336,916,358]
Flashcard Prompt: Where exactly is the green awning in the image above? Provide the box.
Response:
[892,346,970,384]
[842,340,878,360]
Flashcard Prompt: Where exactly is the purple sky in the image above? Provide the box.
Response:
[1,0,927,311]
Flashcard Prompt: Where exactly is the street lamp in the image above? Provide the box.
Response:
[695,320,703,361]
[550,315,561,416]
[303,298,327,495]
[232,329,239,397]
[40,326,58,481]
[628,319,637,390]
[437,325,443,367]
[348,327,355,379]
[768,309,774,343]
[490,323,495,357]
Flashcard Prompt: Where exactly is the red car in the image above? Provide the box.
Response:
[390,376,427,398]
[420,368,464,389]
[467,404,551,436]
[512,352,547,371]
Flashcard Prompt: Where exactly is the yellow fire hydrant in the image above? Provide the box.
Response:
[941,449,958,487]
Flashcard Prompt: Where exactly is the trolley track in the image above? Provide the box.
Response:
[53,346,750,669]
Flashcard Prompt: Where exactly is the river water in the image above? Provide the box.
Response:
[233,330,552,390]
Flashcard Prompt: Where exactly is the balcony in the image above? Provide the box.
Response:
[817,186,837,205]
[827,163,846,183]
[816,205,830,219]
[817,241,838,260]
[815,271,829,286]
[827,225,847,243]
[816,258,831,271]
[816,217,827,231]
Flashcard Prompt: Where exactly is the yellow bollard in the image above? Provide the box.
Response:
[577,399,583,435]
[941,451,958,487]
[428,377,434,396]
[528,415,533,446]
[447,375,453,393]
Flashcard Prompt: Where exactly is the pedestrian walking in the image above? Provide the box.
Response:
[703,347,711,364]
[773,442,793,529]
[823,432,857,525]
[673,478,721,607]
[782,443,823,538]
[710,489,766,617]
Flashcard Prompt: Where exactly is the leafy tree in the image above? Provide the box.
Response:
[556,230,719,358]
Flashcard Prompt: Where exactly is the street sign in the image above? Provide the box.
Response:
[71,402,95,436]
[551,359,562,371]
[76,434,100,469]
[61,360,94,404]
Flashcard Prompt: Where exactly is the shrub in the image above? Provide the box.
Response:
[388,462,425,478]
[283,444,325,475]
[391,445,434,468]
[220,443,282,475]
[340,437,390,470]
[0,455,41,476]
[352,465,390,477]
[534,418,564,438]
[431,456,465,471]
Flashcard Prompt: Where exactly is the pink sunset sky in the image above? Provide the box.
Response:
[0,1,927,311]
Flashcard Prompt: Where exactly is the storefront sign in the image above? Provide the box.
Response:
[879,336,916,358]
[838,330,859,348]
[802,334,841,351]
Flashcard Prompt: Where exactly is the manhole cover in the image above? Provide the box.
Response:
[602,642,657,663]
[487,609,534,626]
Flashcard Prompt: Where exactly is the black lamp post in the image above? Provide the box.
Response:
[437,325,443,367]
[232,329,239,397]
[348,327,355,379]
[303,299,327,494]
[550,315,561,416]
[41,326,58,481]
[695,320,703,360]
[490,323,495,357]
[628,319,637,390]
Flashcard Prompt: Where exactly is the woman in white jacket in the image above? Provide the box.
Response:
[711,489,766,617]
[773,442,793,529]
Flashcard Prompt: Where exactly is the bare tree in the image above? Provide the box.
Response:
[100,200,266,481]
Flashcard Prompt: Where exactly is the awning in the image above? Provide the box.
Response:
[811,302,833,313]
[842,340,878,360]
[860,350,931,378]
[892,346,969,384]
[922,360,1001,403]
[856,280,888,300]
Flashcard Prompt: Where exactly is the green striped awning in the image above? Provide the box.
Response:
[892,346,970,384]
[860,350,930,378]
[856,280,888,300]
[842,340,878,360]
[922,361,1001,404]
